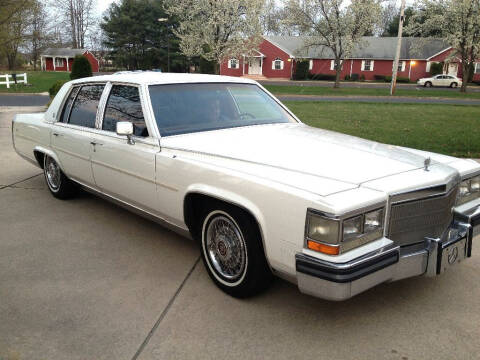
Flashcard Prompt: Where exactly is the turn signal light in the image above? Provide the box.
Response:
[307,240,340,255]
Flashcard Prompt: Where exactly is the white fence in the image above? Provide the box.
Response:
[0,73,28,88]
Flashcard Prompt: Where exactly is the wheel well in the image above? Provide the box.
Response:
[33,150,45,169]
[183,193,265,247]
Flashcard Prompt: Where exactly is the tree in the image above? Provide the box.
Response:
[28,0,49,70]
[70,55,92,79]
[52,0,94,48]
[0,0,35,69]
[406,0,480,92]
[383,7,415,37]
[102,0,185,71]
[285,0,382,88]
[166,0,265,74]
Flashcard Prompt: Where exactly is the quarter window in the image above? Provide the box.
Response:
[103,85,148,137]
[68,84,105,128]
[59,86,80,123]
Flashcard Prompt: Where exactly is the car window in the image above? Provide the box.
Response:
[59,86,80,123]
[149,83,295,137]
[69,84,105,128]
[103,85,148,137]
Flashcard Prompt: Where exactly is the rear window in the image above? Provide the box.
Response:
[68,84,105,128]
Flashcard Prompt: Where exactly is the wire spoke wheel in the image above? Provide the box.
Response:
[45,156,61,191]
[205,214,247,283]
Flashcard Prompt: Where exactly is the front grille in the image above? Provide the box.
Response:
[388,187,458,246]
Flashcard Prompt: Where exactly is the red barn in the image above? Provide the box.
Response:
[40,48,99,73]
[220,36,480,82]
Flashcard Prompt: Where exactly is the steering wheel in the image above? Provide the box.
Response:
[239,112,255,120]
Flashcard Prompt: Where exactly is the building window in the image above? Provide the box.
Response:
[228,58,239,69]
[397,61,406,72]
[475,63,480,74]
[309,59,313,70]
[273,58,284,70]
[362,60,374,71]
[330,60,343,71]
[55,58,64,67]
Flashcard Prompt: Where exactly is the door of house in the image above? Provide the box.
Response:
[447,63,458,76]
[248,58,262,75]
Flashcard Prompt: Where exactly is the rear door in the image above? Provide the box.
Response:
[90,84,159,212]
[51,84,105,187]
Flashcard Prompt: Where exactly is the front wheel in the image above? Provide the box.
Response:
[425,81,432,88]
[199,203,273,298]
[43,155,78,199]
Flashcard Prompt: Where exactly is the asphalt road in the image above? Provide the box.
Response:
[261,79,480,92]
[0,94,49,106]
[1,107,480,360]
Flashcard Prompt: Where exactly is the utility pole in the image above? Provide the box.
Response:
[390,0,406,96]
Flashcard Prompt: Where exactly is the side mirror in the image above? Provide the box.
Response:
[116,121,135,145]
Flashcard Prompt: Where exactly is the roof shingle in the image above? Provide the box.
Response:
[264,36,450,60]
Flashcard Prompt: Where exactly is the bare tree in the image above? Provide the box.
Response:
[28,1,49,70]
[51,0,94,48]
[285,0,382,88]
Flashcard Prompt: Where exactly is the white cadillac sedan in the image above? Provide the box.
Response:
[417,74,462,88]
[12,72,480,300]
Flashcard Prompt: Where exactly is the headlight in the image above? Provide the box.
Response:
[457,176,480,205]
[306,214,339,245]
[343,215,362,241]
[306,206,385,255]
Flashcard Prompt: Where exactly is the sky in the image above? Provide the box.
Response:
[97,0,117,14]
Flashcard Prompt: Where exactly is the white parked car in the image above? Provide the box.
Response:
[417,74,462,88]
[12,73,480,300]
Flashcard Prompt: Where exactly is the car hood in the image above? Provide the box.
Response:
[161,123,458,190]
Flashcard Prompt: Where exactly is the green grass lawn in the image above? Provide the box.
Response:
[266,85,480,99]
[284,101,480,158]
[0,71,70,93]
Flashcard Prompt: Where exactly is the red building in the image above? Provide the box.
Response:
[40,48,99,73]
[220,36,480,82]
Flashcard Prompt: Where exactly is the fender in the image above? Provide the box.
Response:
[33,146,66,173]
[184,183,273,269]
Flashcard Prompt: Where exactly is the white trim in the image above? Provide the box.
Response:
[474,62,480,74]
[330,60,335,71]
[426,47,452,61]
[66,57,69,71]
[309,59,313,70]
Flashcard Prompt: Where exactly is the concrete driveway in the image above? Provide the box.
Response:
[1,107,480,360]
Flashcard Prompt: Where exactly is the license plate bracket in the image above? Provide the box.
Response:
[437,237,467,274]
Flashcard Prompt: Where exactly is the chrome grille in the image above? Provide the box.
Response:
[388,187,458,246]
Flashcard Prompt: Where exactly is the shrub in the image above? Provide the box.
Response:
[384,75,410,83]
[49,80,66,98]
[350,73,359,81]
[293,60,310,80]
[70,55,92,80]
[429,62,443,76]
[310,73,336,81]
[360,74,366,81]
[344,74,351,81]
[374,75,386,81]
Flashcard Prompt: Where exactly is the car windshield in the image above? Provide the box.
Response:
[148,83,296,136]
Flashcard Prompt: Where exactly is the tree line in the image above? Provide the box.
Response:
[1,0,479,92]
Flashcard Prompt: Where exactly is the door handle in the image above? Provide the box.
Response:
[53,132,62,137]
[90,141,103,146]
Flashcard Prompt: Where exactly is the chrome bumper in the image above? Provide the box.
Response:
[296,205,480,301]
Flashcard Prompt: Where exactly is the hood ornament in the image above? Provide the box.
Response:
[424,157,431,171]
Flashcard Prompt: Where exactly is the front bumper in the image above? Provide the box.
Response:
[296,204,480,301]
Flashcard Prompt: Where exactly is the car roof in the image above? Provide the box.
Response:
[70,72,258,86]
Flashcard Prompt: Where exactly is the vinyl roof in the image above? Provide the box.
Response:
[264,36,450,60]
[70,72,257,86]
